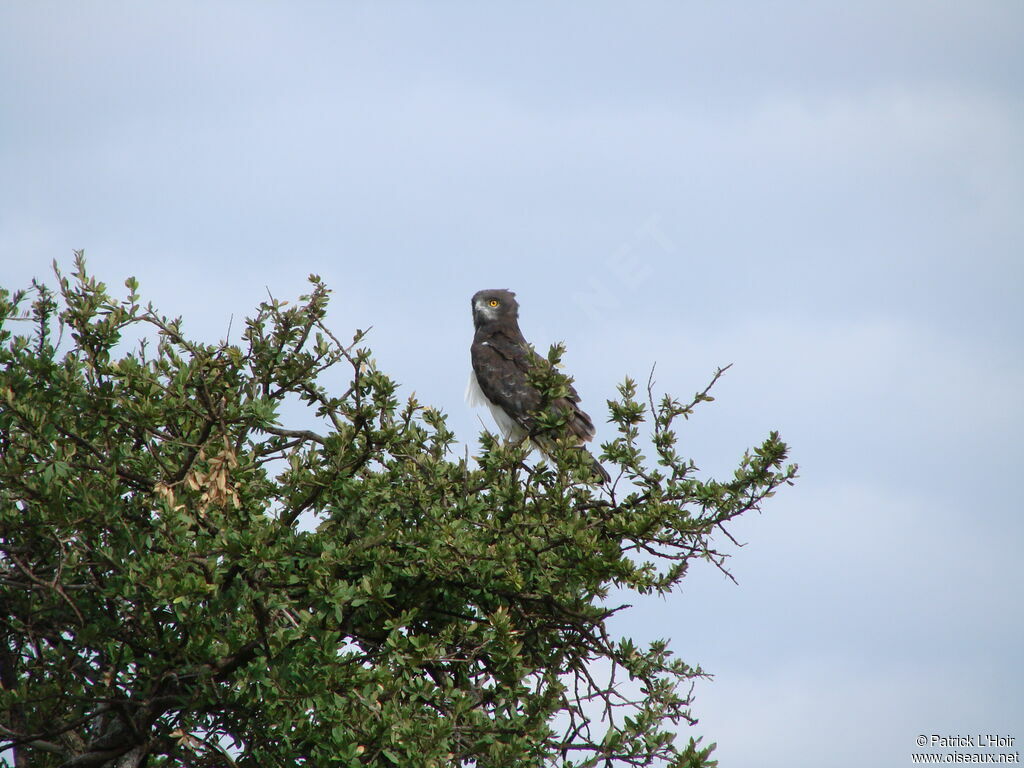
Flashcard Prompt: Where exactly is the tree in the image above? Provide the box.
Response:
[0,254,796,768]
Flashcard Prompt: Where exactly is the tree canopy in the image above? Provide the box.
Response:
[0,255,796,768]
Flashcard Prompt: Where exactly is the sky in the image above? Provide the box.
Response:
[2,2,1022,765]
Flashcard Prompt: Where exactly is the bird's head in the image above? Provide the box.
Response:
[471,289,519,329]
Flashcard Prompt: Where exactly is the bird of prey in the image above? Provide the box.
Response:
[467,289,610,484]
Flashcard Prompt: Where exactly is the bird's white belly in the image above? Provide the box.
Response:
[466,371,527,442]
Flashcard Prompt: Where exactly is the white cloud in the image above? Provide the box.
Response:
[692,655,1014,768]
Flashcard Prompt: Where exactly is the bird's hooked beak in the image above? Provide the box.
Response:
[472,298,496,327]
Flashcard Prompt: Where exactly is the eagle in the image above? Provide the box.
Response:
[467,289,610,484]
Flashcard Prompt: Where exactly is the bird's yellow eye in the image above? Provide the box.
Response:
[488,299,499,307]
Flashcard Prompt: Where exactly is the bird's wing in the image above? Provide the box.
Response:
[471,332,596,443]
[471,334,543,434]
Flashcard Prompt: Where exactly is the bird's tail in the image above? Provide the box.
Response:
[533,434,610,485]
[584,448,611,485]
